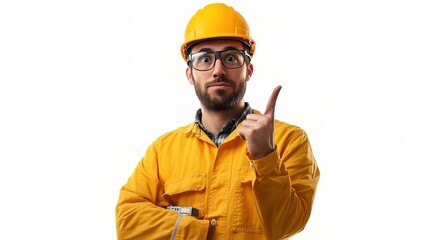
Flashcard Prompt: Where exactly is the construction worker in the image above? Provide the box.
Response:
[116,3,320,240]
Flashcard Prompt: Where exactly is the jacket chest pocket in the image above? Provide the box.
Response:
[232,167,264,234]
[163,174,206,214]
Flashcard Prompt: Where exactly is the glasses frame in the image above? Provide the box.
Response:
[187,49,251,71]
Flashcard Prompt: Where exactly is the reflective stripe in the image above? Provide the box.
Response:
[170,214,184,240]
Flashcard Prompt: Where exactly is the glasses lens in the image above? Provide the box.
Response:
[220,50,245,69]
[191,52,215,71]
[190,50,246,71]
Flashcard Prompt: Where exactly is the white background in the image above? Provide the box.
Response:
[1,0,428,239]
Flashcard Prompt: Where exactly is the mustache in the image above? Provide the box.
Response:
[206,77,234,87]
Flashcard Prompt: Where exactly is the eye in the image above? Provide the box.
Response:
[225,55,237,63]
[200,56,212,63]
[197,53,214,64]
[222,51,241,64]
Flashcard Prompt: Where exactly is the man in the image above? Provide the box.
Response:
[116,3,320,240]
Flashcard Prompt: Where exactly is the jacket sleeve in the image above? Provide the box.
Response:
[115,141,210,240]
[250,127,320,240]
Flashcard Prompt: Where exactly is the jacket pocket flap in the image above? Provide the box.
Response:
[164,174,206,195]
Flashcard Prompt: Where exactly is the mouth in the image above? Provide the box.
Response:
[207,78,233,89]
[209,83,230,87]
[207,83,232,91]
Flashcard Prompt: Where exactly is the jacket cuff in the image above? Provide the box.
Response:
[176,216,210,240]
[250,148,285,177]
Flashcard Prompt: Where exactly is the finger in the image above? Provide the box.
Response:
[239,133,246,140]
[244,114,260,121]
[264,85,282,119]
[241,120,262,129]
[237,128,246,140]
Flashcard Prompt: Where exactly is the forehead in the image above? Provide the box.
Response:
[191,40,244,53]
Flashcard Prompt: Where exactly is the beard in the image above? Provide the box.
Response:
[193,76,246,112]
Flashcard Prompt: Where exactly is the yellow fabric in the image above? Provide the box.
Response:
[116,111,320,240]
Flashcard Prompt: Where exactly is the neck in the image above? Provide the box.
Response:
[200,102,245,137]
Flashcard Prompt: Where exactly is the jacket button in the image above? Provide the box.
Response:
[210,219,217,226]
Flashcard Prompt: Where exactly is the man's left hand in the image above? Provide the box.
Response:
[238,85,282,159]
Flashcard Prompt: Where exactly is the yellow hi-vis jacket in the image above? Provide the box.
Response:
[116,112,320,240]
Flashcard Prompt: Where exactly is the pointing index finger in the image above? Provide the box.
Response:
[264,85,282,119]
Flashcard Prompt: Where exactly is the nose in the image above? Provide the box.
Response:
[212,59,227,77]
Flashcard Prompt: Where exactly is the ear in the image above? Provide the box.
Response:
[186,67,194,85]
[246,62,254,81]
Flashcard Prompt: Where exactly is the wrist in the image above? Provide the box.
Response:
[250,147,275,160]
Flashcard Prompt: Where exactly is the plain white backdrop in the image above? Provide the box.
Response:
[1,0,428,239]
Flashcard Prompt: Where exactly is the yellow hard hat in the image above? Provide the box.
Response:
[180,3,256,61]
